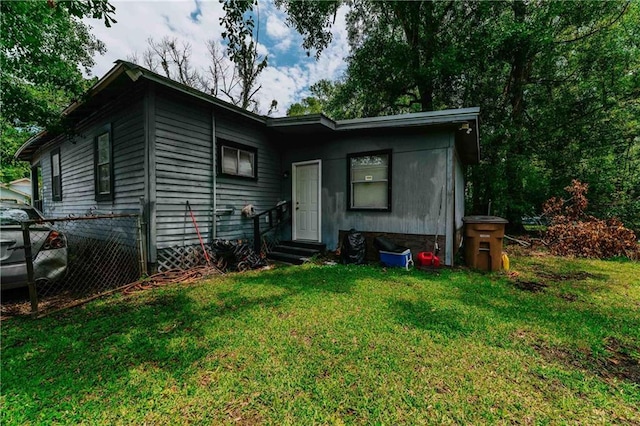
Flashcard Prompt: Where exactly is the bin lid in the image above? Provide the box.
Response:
[462,215,508,224]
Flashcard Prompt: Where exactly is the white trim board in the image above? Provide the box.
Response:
[291,159,322,242]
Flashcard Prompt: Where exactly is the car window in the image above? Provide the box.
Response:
[0,207,41,225]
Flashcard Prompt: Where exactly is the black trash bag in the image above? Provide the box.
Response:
[341,229,366,264]
[373,236,409,253]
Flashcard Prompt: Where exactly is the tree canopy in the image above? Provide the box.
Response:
[128,35,268,112]
[0,0,116,182]
[268,0,639,229]
[2,0,637,230]
[286,80,338,116]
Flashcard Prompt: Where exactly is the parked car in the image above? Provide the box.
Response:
[0,201,67,290]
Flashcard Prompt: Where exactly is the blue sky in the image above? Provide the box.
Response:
[83,0,350,116]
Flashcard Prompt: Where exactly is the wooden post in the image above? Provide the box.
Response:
[138,197,149,275]
[21,222,38,317]
[253,216,261,254]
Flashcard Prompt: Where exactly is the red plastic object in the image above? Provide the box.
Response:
[417,251,440,268]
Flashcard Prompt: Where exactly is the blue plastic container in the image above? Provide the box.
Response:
[379,249,413,270]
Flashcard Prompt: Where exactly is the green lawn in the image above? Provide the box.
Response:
[2,255,639,424]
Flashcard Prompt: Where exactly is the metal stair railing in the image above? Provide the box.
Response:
[253,201,292,253]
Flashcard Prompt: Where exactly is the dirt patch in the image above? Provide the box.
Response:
[602,337,640,384]
[535,270,599,282]
[1,291,79,320]
[559,293,579,302]
[513,280,548,292]
[533,338,640,385]
[507,265,606,296]
[1,266,223,320]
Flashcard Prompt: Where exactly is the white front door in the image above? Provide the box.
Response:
[293,160,321,241]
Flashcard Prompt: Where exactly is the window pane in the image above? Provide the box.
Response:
[98,164,110,194]
[97,133,110,163]
[52,176,61,197]
[238,151,254,177]
[352,165,387,181]
[350,153,389,209]
[350,154,387,168]
[222,147,238,174]
[353,182,388,208]
[52,153,60,176]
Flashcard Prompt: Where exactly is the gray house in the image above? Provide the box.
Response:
[16,61,480,269]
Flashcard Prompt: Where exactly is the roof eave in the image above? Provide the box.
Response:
[266,113,336,133]
[15,63,131,161]
[62,63,129,117]
[455,116,480,165]
[117,61,266,125]
[335,107,480,131]
[15,60,268,162]
[0,184,30,198]
[15,130,48,161]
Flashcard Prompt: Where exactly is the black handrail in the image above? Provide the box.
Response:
[253,201,292,253]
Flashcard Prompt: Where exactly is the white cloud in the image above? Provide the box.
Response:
[255,42,269,58]
[254,5,350,116]
[84,0,226,76]
[84,0,350,116]
[273,37,292,54]
[265,13,290,40]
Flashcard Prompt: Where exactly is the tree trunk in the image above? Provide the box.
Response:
[503,0,531,226]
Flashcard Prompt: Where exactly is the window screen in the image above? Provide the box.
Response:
[219,141,257,179]
[348,150,391,210]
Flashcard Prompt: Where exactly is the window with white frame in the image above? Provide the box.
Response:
[219,140,257,179]
[51,148,62,201]
[347,150,392,211]
[94,124,113,201]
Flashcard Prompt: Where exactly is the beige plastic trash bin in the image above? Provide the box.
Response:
[463,216,508,271]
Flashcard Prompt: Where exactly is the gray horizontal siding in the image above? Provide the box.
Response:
[52,217,139,248]
[154,89,213,249]
[214,111,283,241]
[36,88,145,219]
[280,129,455,257]
[29,88,145,248]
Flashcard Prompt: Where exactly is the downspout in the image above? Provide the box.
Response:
[211,110,216,240]
[144,83,157,269]
[445,136,454,266]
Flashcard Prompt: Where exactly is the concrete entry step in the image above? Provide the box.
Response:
[267,240,325,265]
[267,251,309,265]
[278,240,326,253]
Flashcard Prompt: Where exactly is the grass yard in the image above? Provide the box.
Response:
[2,255,639,424]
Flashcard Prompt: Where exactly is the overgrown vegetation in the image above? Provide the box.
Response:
[274,1,640,228]
[127,34,269,113]
[4,1,637,223]
[0,0,115,182]
[543,180,639,259]
[2,258,639,424]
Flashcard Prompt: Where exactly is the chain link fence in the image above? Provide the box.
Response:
[2,209,288,318]
[3,214,144,317]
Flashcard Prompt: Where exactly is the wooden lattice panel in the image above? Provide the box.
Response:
[157,245,214,272]
[261,232,281,254]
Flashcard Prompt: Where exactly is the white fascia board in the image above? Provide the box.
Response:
[0,185,30,198]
